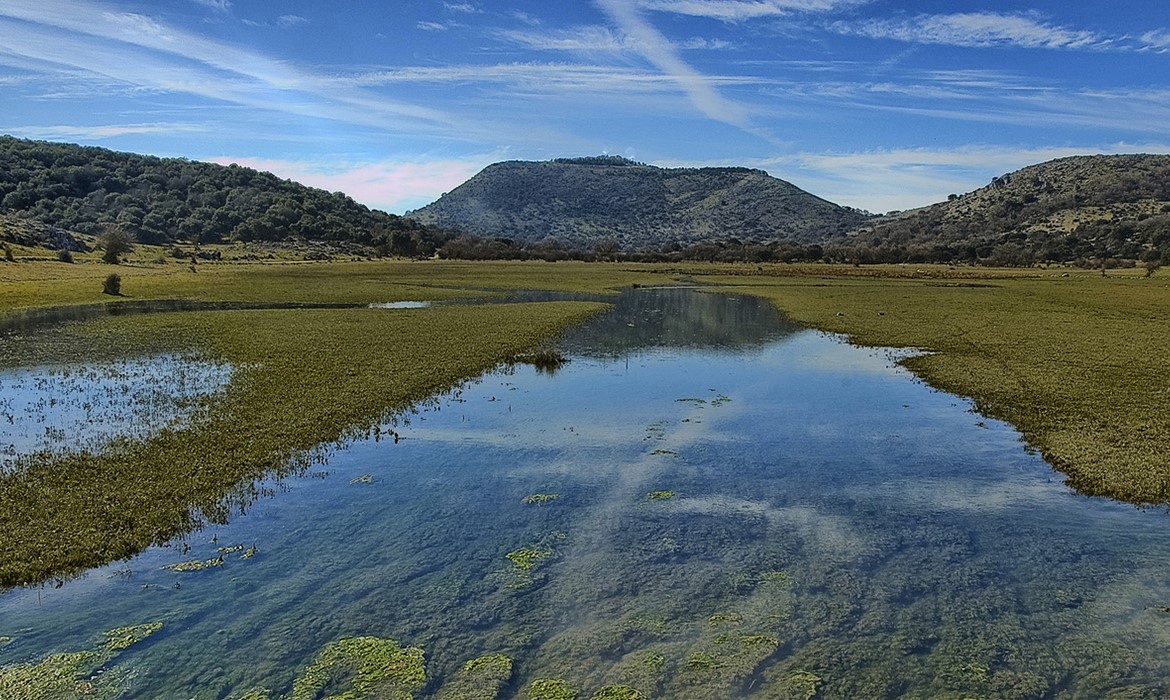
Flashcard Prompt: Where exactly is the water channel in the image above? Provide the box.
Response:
[2,288,1170,698]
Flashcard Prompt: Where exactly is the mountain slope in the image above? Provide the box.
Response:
[852,154,1170,264]
[0,136,439,251]
[408,156,870,250]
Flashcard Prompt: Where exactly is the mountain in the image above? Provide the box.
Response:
[849,154,1170,265]
[407,156,870,250]
[0,136,442,254]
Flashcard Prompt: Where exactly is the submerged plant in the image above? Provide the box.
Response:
[590,685,644,700]
[506,546,554,572]
[521,493,559,505]
[0,622,162,700]
[646,490,675,501]
[434,653,513,700]
[525,678,579,700]
[289,636,425,700]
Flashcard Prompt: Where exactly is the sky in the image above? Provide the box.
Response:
[1,1,1169,215]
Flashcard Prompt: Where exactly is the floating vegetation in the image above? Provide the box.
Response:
[289,636,425,700]
[649,449,677,457]
[0,622,161,700]
[525,678,579,700]
[646,490,675,501]
[0,636,10,648]
[435,653,513,700]
[521,493,559,505]
[217,544,246,555]
[709,394,731,407]
[350,474,374,485]
[162,557,224,572]
[675,397,706,405]
[507,546,554,572]
[242,545,258,559]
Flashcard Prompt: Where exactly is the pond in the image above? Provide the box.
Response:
[3,288,1170,699]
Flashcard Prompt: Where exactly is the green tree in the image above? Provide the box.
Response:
[98,229,135,264]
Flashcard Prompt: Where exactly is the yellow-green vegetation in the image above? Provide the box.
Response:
[0,622,161,700]
[521,493,559,505]
[589,685,644,699]
[434,653,513,700]
[162,557,225,572]
[506,546,554,572]
[525,678,580,700]
[0,300,605,587]
[684,265,1170,504]
[289,636,425,700]
[646,490,675,501]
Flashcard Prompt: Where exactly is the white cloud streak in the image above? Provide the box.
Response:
[0,0,459,135]
[834,12,1112,50]
[593,0,755,130]
[640,0,865,21]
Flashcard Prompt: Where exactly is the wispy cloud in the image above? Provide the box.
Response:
[191,0,230,11]
[640,0,866,21]
[277,15,307,29]
[499,26,632,52]
[833,12,1111,50]
[593,0,756,131]
[3,122,211,140]
[206,155,499,212]
[1141,29,1170,52]
[443,2,479,13]
[417,21,449,32]
[0,1,459,135]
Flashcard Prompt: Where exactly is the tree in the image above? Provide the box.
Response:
[99,229,136,264]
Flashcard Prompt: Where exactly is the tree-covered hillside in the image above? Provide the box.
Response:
[0,136,440,252]
[408,156,871,251]
[850,154,1170,265]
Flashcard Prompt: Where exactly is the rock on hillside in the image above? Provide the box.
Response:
[853,154,1170,263]
[407,156,870,250]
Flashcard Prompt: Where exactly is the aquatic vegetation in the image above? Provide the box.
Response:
[675,397,706,404]
[709,394,731,407]
[0,621,161,700]
[162,557,225,572]
[512,349,570,375]
[589,684,644,699]
[507,546,554,572]
[521,493,559,505]
[289,636,425,700]
[649,449,677,457]
[0,301,606,587]
[646,490,675,501]
[350,475,374,485]
[525,678,579,700]
[434,653,512,700]
[0,637,10,648]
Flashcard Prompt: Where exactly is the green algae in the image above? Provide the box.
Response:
[507,546,554,572]
[161,556,224,572]
[0,622,161,700]
[589,684,644,699]
[434,653,512,700]
[646,490,675,501]
[0,636,10,648]
[289,636,425,700]
[521,493,559,505]
[525,677,579,700]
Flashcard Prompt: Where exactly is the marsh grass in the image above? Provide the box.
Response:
[0,301,605,587]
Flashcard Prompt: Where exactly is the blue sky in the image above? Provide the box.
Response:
[1,0,1168,214]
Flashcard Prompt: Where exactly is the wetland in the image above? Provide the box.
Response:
[4,284,1170,698]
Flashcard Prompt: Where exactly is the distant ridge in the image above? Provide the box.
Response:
[407,156,870,250]
[851,154,1170,264]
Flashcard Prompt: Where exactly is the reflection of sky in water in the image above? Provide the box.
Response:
[0,355,233,470]
[3,290,1170,698]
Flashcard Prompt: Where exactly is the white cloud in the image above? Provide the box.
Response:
[593,0,756,131]
[3,122,210,140]
[1141,29,1170,52]
[191,0,230,11]
[499,26,633,52]
[0,1,459,135]
[205,155,500,212]
[277,15,307,29]
[834,12,1110,50]
[443,2,478,12]
[639,0,865,21]
[416,21,448,32]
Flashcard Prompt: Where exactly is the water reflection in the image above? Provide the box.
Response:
[2,289,1170,699]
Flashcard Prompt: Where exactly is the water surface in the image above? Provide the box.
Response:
[3,288,1170,698]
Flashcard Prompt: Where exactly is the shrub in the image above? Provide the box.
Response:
[102,273,122,296]
[56,249,74,263]
[2,245,13,262]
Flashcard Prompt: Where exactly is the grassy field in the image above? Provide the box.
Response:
[1,256,1167,586]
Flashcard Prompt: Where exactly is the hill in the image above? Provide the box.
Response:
[849,154,1170,265]
[0,136,441,254]
[407,156,870,250]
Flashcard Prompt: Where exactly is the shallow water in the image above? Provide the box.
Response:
[3,288,1170,698]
